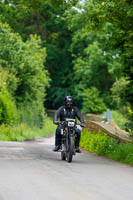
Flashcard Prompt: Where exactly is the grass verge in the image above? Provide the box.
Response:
[80,130,133,166]
[0,117,56,142]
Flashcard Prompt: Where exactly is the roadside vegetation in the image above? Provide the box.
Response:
[0,23,52,141]
[0,117,56,142]
[0,1,133,142]
[111,110,129,130]
[80,130,133,166]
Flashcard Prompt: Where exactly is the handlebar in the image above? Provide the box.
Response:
[54,121,85,128]
[77,123,86,128]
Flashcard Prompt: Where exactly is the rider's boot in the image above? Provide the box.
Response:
[75,146,82,153]
[75,134,82,153]
[53,131,61,152]
[53,145,60,151]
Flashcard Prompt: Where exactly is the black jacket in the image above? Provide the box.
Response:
[54,106,85,124]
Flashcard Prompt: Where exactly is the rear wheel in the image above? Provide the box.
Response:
[67,136,74,163]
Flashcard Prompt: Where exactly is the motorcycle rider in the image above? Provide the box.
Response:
[53,96,85,153]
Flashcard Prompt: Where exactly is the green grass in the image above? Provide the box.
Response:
[0,117,56,142]
[80,130,133,166]
[111,110,128,130]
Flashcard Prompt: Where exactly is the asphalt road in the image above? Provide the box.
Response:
[0,135,133,200]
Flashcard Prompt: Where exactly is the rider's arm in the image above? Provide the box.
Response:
[53,106,63,125]
[74,107,85,127]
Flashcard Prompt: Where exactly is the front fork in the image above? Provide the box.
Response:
[61,129,70,152]
[61,128,66,152]
[61,128,76,154]
[67,129,76,154]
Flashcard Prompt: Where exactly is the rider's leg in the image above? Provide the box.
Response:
[75,128,81,153]
[53,126,62,151]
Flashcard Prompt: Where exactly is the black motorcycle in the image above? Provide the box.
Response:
[59,118,82,163]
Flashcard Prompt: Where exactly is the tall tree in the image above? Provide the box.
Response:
[0,0,78,108]
[65,0,133,110]
[0,22,50,126]
[82,0,133,106]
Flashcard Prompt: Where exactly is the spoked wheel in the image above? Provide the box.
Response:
[66,137,74,163]
[61,151,66,160]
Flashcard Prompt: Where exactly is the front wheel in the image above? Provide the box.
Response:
[61,151,66,160]
[67,136,74,163]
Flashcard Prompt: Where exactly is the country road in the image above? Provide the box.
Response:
[0,135,133,200]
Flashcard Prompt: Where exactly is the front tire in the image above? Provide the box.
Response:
[67,136,73,163]
[61,151,66,160]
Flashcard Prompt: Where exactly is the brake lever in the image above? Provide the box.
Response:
[77,123,86,128]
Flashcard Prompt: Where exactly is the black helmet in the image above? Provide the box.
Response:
[65,96,73,109]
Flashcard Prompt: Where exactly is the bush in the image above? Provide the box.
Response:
[18,104,45,128]
[128,105,133,120]
[0,87,18,125]
[0,117,56,142]
[124,121,133,137]
[80,130,133,165]
[82,87,106,114]
[111,110,128,130]
[125,106,133,136]
[0,23,50,127]
[80,130,111,155]
[111,77,130,109]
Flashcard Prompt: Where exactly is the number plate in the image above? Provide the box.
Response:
[68,122,75,127]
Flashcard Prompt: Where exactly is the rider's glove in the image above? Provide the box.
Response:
[81,123,85,128]
[54,121,60,125]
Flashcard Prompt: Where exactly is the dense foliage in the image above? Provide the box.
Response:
[65,0,133,114]
[82,87,106,114]
[0,22,49,127]
[0,0,132,132]
[0,0,77,109]
[80,130,133,165]
[0,117,56,141]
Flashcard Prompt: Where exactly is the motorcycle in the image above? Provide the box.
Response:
[59,118,82,163]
